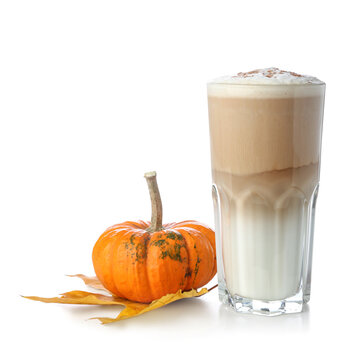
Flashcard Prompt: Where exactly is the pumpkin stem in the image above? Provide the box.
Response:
[144,171,163,232]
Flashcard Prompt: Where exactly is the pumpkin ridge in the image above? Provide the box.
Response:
[111,230,145,301]
[113,228,146,298]
[147,232,168,300]
[174,223,217,278]
[110,229,131,298]
[145,232,159,301]
[131,232,152,302]
[103,228,126,296]
[175,229,197,289]
[177,230,191,291]
[184,228,215,283]
[167,229,188,290]
[196,229,216,286]
[175,227,215,289]
[147,231,188,299]
[126,232,143,300]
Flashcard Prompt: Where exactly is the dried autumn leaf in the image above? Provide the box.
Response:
[67,274,107,291]
[94,287,209,324]
[24,291,123,306]
[23,274,214,324]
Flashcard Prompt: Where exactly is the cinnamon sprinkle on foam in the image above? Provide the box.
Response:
[215,67,322,85]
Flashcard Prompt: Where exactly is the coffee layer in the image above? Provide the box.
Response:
[208,95,324,176]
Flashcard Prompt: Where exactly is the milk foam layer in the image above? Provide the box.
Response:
[212,67,323,85]
[208,68,325,98]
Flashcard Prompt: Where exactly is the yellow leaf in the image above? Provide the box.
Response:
[23,275,214,324]
[23,291,124,305]
[67,274,108,291]
[94,288,209,324]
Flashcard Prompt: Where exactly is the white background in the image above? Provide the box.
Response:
[1,0,362,359]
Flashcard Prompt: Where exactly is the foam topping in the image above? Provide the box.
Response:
[211,67,323,85]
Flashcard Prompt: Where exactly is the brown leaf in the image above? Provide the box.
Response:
[23,275,212,324]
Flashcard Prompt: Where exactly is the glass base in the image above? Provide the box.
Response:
[219,284,304,316]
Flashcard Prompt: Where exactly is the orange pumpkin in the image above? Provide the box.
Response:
[92,172,216,303]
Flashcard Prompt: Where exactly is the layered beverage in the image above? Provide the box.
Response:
[207,68,325,315]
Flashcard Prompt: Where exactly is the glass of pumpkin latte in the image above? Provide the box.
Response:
[207,68,325,315]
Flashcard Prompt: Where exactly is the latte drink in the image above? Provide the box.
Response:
[207,68,325,315]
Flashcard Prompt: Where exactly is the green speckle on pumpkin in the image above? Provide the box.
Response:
[158,240,186,263]
[153,239,166,247]
[194,255,201,278]
[166,232,176,240]
[135,240,147,263]
[166,232,183,241]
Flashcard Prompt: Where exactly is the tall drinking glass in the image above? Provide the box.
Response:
[207,71,325,315]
